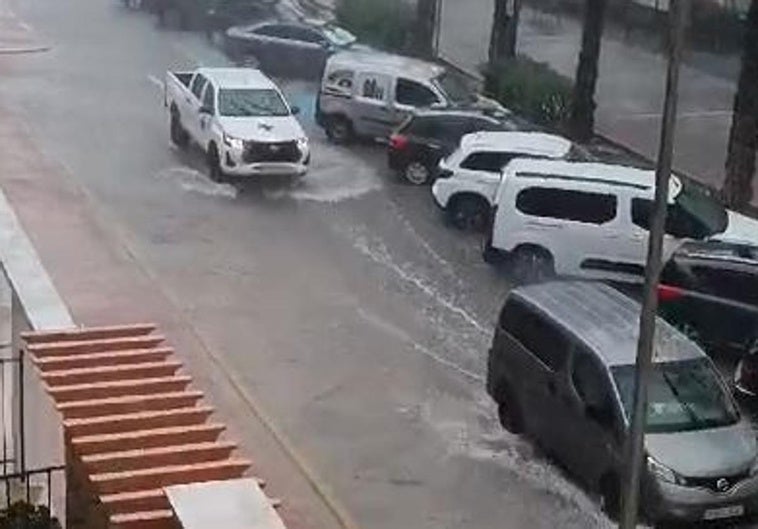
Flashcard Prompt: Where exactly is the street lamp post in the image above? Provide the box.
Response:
[619,0,689,527]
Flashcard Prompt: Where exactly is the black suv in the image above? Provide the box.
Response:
[657,239,758,396]
[387,109,520,185]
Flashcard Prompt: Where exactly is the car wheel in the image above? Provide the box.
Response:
[482,235,504,265]
[599,475,621,521]
[207,145,225,183]
[170,112,189,149]
[495,385,524,434]
[403,162,431,185]
[510,246,554,285]
[447,195,489,231]
[325,116,354,145]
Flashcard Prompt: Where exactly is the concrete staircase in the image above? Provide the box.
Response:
[22,324,280,529]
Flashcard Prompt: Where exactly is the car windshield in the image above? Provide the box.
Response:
[672,182,728,239]
[322,25,356,47]
[432,71,476,104]
[612,359,739,434]
[218,89,289,117]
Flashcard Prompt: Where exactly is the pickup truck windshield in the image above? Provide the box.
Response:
[433,71,476,104]
[218,89,290,117]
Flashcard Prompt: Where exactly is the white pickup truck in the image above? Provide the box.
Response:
[165,67,310,181]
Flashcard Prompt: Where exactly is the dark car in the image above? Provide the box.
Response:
[152,0,275,31]
[387,109,520,185]
[656,239,758,396]
[224,20,357,79]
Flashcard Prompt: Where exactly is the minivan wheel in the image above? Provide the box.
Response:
[447,195,489,231]
[495,385,524,434]
[510,246,554,284]
[325,116,354,145]
[403,162,431,185]
[170,112,189,149]
[207,145,225,183]
[482,235,504,265]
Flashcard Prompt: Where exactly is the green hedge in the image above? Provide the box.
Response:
[335,0,414,52]
[485,56,573,129]
[0,502,61,529]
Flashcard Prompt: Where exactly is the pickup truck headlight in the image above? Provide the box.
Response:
[647,456,686,485]
[296,137,309,154]
[223,134,244,151]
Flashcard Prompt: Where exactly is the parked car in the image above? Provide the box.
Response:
[316,50,505,144]
[387,109,517,186]
[225,20,357,78]
[431,132,572,230]
[152,0,275,30]
[488,280,758,524]
[165,67,309,181]
[482,159,727,284]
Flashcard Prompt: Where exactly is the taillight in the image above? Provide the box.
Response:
[389,133,409,150]
[657,284,685,303]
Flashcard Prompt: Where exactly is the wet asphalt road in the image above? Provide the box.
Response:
[0,1,754,528]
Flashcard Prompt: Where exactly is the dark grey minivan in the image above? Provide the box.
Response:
[487,281,758,524]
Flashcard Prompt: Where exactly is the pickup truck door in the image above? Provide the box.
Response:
[185,73,208,141]
[197,82,217,151]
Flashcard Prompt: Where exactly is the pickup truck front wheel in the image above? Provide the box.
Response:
[207,145,225,183]
[170,112,189,149]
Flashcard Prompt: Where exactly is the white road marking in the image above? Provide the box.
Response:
[147,74,165,91]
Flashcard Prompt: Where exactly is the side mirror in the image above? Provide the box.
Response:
[199,105,213,115]
[291,106,301,115]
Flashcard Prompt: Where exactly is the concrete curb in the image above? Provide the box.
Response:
[0,44,51,55]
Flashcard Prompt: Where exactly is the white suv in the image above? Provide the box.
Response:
[431,131,571,230]
[483,159,726,284]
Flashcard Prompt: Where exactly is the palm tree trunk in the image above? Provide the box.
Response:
[413,0,438,59]
[488,0,521,70]
[723,0,758,209]
[567,0,608,142]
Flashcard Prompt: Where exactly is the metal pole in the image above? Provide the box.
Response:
[619,0,688,526]
[433,0,443,58]
[17,348,24,474]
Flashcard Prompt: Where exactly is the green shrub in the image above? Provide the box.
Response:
[335,0,414,52]
[485,56,573,129]
[0,501,61,529]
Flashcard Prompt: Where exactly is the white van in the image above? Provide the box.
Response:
[483,159,727,284]
[431,131,572,230]
[315,50,505,143]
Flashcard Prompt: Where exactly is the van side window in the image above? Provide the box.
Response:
[516,187,617,224]
[571,350,616,426]
[190,74,208,100]
[500,299,569,370]
[631,198,705,239]
[359,74,389,101]
[202,83,215,114]
[395,79,439,107]
[326,70,354,92]
[461,152,512,172]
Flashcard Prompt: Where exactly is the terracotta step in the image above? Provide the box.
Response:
[32,347,174,372]
[72,424,225,456]
[47,375,192,402]
[63,406,214,437]
[101,477,268,515]
[57,391,204,419]
[101,489,168,515]
[22,323,157,344]
[109,509,175,529]
[27,335,166,357]
[91,459,251,494]
[81,441,237,473]
[42,361,181,387]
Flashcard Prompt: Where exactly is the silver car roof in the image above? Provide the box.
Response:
[511,281,705,367]
[327,50,445,80]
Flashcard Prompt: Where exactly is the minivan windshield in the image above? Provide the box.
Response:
[612,359,739,434]
[218,89,290,117]
[672,182,728,239]
[322,25,357,47]
[433,71,476,104]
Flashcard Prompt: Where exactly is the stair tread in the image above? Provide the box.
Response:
[64,405,213,427]
[82,441,237,463]
[73,423,224,444]
[91,458,251,481]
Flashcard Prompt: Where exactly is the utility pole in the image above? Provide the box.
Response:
[433,0,443,57]
[619,0,688,527]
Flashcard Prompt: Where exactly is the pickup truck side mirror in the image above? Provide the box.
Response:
[199,105,213,115]
[290,106,301,115]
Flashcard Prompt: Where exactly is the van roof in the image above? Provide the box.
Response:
[505,159,682,197]
[511,281,705,367]
[197,68,277,90]
[461,132,572,158]
[327,50,445,80]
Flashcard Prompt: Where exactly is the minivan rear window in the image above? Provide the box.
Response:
[500,298,569,370]
[516,187,617,224]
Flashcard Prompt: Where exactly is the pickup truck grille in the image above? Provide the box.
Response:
[242,140,300,163]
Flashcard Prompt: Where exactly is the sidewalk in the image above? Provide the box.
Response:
[0,100,345,529]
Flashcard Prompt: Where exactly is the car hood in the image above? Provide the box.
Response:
[646,421,756,478]
[218,116,305,142]
[712,210,758,246]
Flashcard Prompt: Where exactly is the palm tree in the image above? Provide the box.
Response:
[413,0,439,59]
[488,0,522,70]
[567,0,608,142]
[723,0,758,209]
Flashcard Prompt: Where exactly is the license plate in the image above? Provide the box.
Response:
[704,505,744,520]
